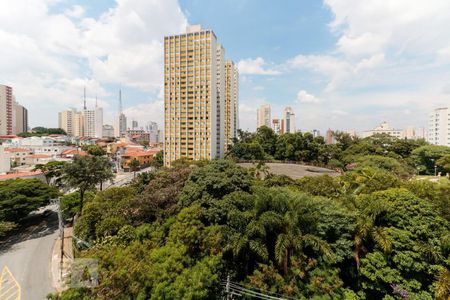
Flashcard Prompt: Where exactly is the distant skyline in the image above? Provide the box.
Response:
[1,0,450,132]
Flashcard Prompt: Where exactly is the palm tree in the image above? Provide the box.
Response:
[275,201,333,276]
[434,268,450,300]
[353,214,392,270]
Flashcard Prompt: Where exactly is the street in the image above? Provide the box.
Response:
[0,209,58,300]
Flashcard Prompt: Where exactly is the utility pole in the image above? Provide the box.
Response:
[226,275,231,300]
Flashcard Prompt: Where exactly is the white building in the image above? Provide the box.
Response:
[428,107,450,146]
[102,125,115,138]
[0,146,11,173]
[283,107,296,133]
[360,122,426,140]
[360,122,403,139]
[257,104,271,129]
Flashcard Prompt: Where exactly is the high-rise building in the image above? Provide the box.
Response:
[257,104,271,129]
[146,121,159,144]
[225,60,239,149]
[59,108,84,136]
[428,107,450,146]
[283,107,296,133]
[82,90,103,138]
[114,90,127,138]
[132,120,139,130]
[0,84,13,135]
[13,99,28,134]
[102,124,115,138]
[164,25,238,166]
[83,108,103,138]
[216,44,225,157]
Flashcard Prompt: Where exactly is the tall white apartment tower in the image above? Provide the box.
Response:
[164,25,218,166]
[257,104,271,129]
[283,107,296,133]
[225,60,239,150]
[82,89,103,138]
[428,107,450,146]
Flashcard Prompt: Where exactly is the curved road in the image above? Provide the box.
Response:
[0,209,58,300]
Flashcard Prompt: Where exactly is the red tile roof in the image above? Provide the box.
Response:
[4,148,32,153]
[0,171,43,180]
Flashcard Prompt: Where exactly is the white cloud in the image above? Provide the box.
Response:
[296,90,320,103]
[123,99,164,128]
[0,0,188,127]
[237,57,280,75]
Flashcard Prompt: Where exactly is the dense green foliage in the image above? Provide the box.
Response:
[17,127,67,137]
[0,179,58,236]
[33,161,66,186]
[229,128,440,178]
[55,150,450,299]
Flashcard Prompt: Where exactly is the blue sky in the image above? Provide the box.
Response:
[1,0,450,133]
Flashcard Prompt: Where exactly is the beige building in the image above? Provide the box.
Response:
[257,104,272,129]
[164,25,238,166]
[225,60,239,150]
[0,84,13,135]
[13,100,28,134]
[58,108,84,137]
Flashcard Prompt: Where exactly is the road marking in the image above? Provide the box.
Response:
[0,266,21,300]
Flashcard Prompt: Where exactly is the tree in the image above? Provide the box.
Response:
[256,126,278,157]
[410,145,450,175]
[0,179,59,222]
[437,154,450,175]
[151,150,164,169]
[62,155,113,212]
[33,161,66,185]
[129,159,140,178]
[82,145,106,156]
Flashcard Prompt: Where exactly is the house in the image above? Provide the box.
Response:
[5,148,33,166]
[24,154,53,166]
[121,149,159,171]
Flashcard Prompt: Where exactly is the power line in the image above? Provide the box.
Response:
[222,278,293,300]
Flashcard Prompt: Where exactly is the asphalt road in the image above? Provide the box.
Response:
[0,209,58,300]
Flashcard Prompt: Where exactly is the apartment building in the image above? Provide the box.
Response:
[428,107,450,146]
[225,60,239,149]
[283,107,296,133]
[14,100,28,134]
[257,104,271,129]
[0,84,13,135]
[164,25,238,166]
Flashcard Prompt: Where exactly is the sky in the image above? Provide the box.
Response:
[1,0,450,133]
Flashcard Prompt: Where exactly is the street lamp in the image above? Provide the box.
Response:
[435,164,438,177]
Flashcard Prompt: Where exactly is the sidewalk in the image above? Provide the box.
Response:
[51,227,73,292]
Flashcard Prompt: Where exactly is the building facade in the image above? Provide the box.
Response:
[272,118,281,134]
[0,85,13,135]
[14,100,28,134]
[283,107,296,133]
[58,108,84,137]
[102,125,115,138]
[225,60,239,150]
[428,107,450,146]
[257,104,271,129]
[164,25,217,166]
[114,113,127,137]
